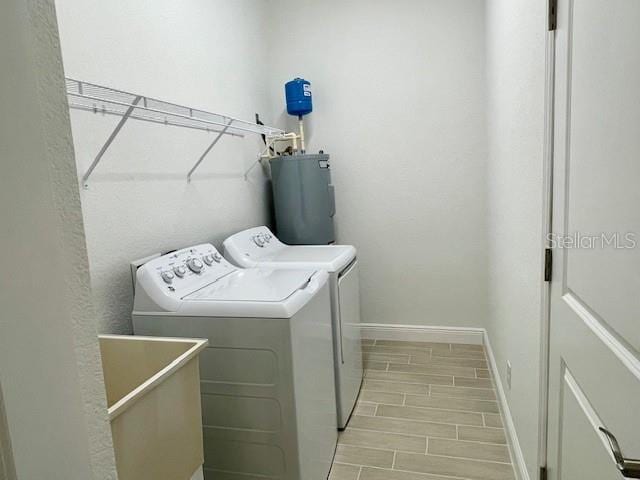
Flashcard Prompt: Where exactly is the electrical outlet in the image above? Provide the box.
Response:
[506,361,512,390]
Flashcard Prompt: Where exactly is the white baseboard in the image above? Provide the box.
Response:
[483,331,531,480]
[359,323,484,345]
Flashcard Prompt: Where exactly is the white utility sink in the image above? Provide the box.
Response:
[99,335,207,480]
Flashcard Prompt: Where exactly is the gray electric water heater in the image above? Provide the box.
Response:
[270,153,336,245]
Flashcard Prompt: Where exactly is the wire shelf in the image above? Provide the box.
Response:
[66,79,284,137]
[65,78,287,186]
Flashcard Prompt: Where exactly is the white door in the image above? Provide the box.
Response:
[546,1,640,479]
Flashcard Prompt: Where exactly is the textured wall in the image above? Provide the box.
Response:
[0,0,116,477]
[266,0,489,327]
[55,0,275,334]
[485,0,547,477]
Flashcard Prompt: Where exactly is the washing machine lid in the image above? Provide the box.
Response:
[223,226,356,272]
[183,268,315,302]
[132,243,329,318]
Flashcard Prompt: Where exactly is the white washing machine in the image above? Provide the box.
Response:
[223,226,363,429]
[132,244,337,480]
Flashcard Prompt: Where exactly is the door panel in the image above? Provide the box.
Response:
[558,368,618,480]
[564,0,640,349]
[548,293,640,479]
[547,1,640,479]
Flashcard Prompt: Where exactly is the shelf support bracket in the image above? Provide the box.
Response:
[81,95,143,188]
[187,119,234,183]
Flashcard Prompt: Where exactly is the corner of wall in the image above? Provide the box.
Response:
[26,0,118,476]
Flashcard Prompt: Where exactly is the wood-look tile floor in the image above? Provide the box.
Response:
[329,340,516,480]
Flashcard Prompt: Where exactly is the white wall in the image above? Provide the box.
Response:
[0,0,116,477]
[267,0,489,328]
[55,0,275,333]
[485,0,547,478]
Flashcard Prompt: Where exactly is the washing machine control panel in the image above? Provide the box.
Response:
[140,244,236,296]
[225,226,286,260]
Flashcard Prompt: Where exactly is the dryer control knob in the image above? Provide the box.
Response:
[202,254,214,266]
[173,265,187,278]
[213,252,223,263]
[161,271,175,284]
[187,258,204,273]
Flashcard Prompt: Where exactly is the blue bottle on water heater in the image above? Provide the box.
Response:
[285,78,313,117]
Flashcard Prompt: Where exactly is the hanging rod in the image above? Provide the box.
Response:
[65,78,287,187]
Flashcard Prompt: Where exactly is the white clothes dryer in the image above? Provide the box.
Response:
[223,226,363,429]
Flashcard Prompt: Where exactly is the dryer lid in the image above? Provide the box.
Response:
[256,245,356,272]
[223,227,356,272]
[183,268,316,302]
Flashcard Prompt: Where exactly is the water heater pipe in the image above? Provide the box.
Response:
[263,133,299,158]
[245,131,300,179]
[298,116,306,153]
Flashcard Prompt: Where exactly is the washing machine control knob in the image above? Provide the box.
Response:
[161,271,175,284]
[187,258,204,273]
[173,265,187,278]
[213,252,223,263]
[254,236,265,247]
[202,254,214,266]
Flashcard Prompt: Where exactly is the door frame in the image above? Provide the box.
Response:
[539,3,557,477]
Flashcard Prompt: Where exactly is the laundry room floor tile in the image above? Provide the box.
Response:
[334,339,516,480]
[329,462,361,480]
